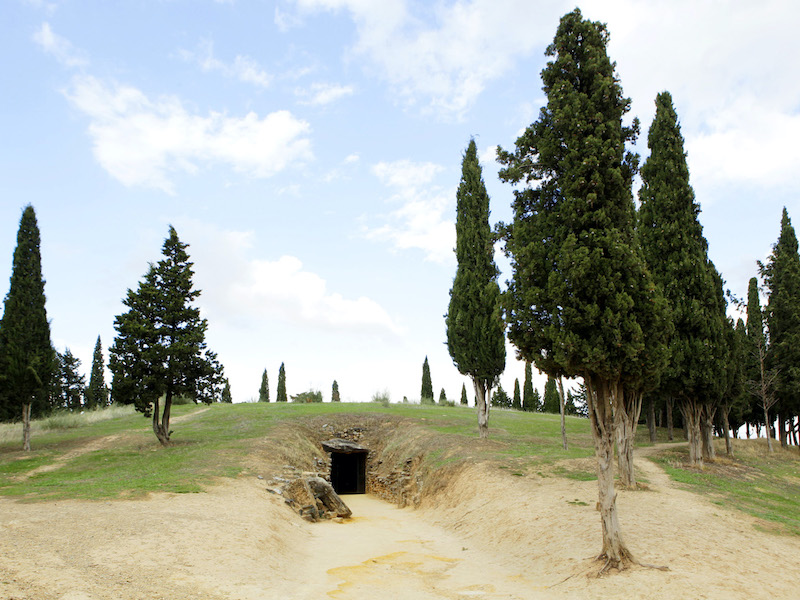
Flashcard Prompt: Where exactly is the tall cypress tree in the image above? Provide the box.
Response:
[276,363,287,402]
[0,205,56,450]
[460,383,468,405]
[542,376,559,413]
[512,378,522,410]
[258,369,270,402]
[109,226,224,445]
[522,361,535,412]
[331,380,340,402]
[760,208,800,445]
[746,275,777,450]
[85,335,108,409]
[446,139,506,438]
[57,349,85,411]
[498,9,668,569]
[420,356,433,403]
[638,91,727,467]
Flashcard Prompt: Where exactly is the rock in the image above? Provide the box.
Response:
[307,477,352,518]
[282,476,352,521]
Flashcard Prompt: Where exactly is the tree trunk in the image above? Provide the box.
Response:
[701,405,716,462]
[721,407,733,457]
[647,397,656,443]
[745,422,750,439]
[666,397,674,441]
[680,398,703,468]
[616,389,643,489]
[473,379,491,439]
[22,402,32,452]
[763,405,774,453]
[585,376,634,571]
[556,376,567,450]
[778,414,788,447]
[152,394,172,446]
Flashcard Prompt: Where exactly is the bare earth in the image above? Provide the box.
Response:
[1,444,799,599]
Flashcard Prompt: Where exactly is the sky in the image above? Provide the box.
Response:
[2,0,799,406]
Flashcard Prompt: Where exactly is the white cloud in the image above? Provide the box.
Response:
[295,82,355,105]
[178,222,403,337]
[290,0,553,118]
[65,75,313,193]
[366,159,455,263]
[180,41,271,88]
[32,22,88,67]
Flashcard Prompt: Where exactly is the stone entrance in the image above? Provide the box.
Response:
[322,439,368,494]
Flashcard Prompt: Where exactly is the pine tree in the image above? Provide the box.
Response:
[276,363,287,402]
[460,383,468,405]
[531,389,542,412]
[438,388,447,405]
[446,139,506,437]
[420,356,434,403]
[522,361,535,411]
[542,376,559,413]
[0,205,56,450]
[760,208,800,446]
[498,10,668,569]
[490,384,511,408]
[108,226,224,445]
[258,369,270,402]
[57,349,85,411]
[332,380,341,402]
[512,378,522,410]
[747,276,779,450]
[85,336,109,409]
[221,379,233,403]
[638,91,728,467]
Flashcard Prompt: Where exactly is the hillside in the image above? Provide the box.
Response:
[1,403,799,599]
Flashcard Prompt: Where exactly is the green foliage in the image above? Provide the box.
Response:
[331,380,341,402]
[84,336,109,409]
[460,383,468,405]
[760,208,800,419]
[291,389,323,403]
[542,376,559,413]
[638,91,726,405]
[512,379,522,410]
[221,380,233,403]
[446,139,506,391]
[522,362,535,412]
[438,388,447,405]
[0,205,56,423]
[420,356,433,403]
[56,349,85,411]
[276,363,287,402]
[108,227,224,443]
[371,389,390,405]
[490,384,511,408]
[258,369,269,402]
[499,10,667,391]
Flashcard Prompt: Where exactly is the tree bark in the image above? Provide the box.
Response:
[721,407,733,457]
[778,414,788,447]
[585,376,634,570]
[616,389,643,488]
[680,399,703,468]
[701,405,717,462]
[22,402,32,452]
[763,405,774,453]
[473,379,491,439]
[666,397,674,441]
[556,376,567,450]
[152,394,172,446]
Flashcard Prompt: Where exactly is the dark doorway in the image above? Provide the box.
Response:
[330,451,366,494]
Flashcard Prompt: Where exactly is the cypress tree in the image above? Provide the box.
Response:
[490,384,510,408]
[108,226,224,445]
[512,378,522,410]
[438,388,447,405]
[221,379,233,403]
[258,369,270,402]
[332,380,341,402]
[0,205,56,450]
[542,376,559,413]
[446,139,506,438]
[85,336,109,409]
[57,349,85,411]
[276,363,287,402]
[420,356,433,403]
[760,208,800,446]
[522,362,535,411]
[460,383,468,405]
[638,91,728,467]
[748,278,778,451]
[498,9,668,569]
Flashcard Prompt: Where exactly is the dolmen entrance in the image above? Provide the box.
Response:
[321,438,369,495]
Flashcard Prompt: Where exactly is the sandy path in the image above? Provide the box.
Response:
[2,440,800,599]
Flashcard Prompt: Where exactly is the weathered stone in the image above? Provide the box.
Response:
[282,478,319,522]
[282,476,352,521]
[307,476,352,518]
[321,438,368,454]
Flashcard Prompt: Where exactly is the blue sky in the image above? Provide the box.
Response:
[2,0,799,404]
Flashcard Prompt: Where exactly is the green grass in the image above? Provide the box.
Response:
[651,441,800,536]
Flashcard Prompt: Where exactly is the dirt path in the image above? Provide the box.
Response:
[2,440,800,599]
